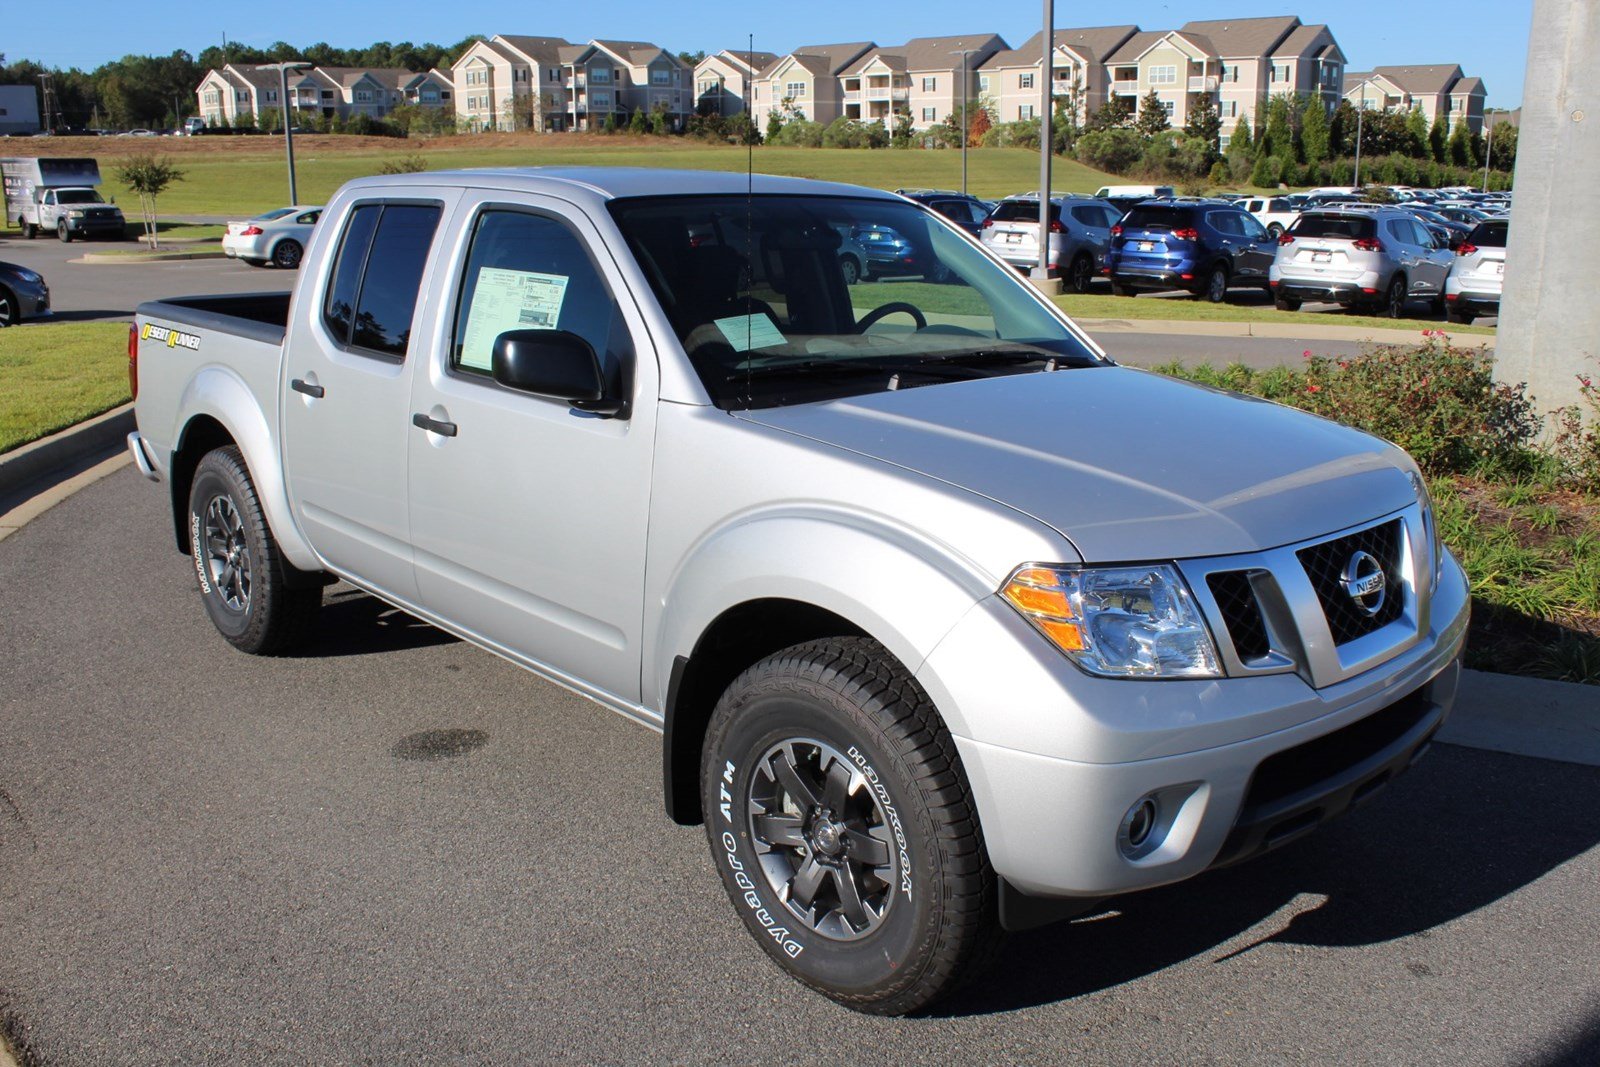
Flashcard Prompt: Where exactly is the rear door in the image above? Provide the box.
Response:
[404,192,660,702]
[1227,210,1275,280]
[280,192,459,601]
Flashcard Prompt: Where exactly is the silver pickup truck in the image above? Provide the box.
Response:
[129,168,1469,1015]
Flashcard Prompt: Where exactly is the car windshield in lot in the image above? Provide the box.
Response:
[55,189,105,205]
[608,194,1100,410]
[991,200,1061,224]
[1466,220,1509,247]
[1120,205,1196,231]
[252,208,298,221]
[1289,214,1378,240]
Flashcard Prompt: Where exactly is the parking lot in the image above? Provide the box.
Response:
[1,469,1597,1065]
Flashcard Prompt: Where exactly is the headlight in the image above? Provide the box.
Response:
[1001,564,1221,679]
[68,210,85,218]
[1410,470,1444,590]
[14,268,42,284]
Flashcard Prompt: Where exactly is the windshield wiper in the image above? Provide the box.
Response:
[728,358,976,381]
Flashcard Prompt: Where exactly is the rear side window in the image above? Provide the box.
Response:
[1070,205,1107,228]
[1208,210,1244,236]
[1467,220,1508,247]
[322,202,443,358]
[992,200,1060,224]
[1121,206,1195,231]
[1289,214,1376,241]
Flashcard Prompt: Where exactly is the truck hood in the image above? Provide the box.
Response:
[737,366,1416,562]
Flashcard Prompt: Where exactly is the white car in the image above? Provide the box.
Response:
[222,206,323,269]
[1241,195,1300,238]
[1444,218,1507,324]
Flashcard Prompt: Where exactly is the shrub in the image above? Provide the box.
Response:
[1073,128,1143,174]
[1551,362,1600,491]
[820,116,887,149]
[983,119,1039,149]
[769,119,824,147]
[377,155,428,174]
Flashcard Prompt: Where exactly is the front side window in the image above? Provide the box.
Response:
[322,203,442,358]
[452,209,628,380]
[607,194,1099,410]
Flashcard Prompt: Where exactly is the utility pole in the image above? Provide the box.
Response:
[1481,109,1494,191]
[1031,0,1058,292]
[37,73,59,132]
[1352,77,1370,188]
[951,48,978,196]
[257,62,311,204]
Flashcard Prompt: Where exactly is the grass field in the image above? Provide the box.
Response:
[0,133,1121,218]
[0,323,130,454]
[1052,292,1497,334]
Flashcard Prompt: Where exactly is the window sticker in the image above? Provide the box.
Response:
[714,314,786,353]
[460,267,571,371]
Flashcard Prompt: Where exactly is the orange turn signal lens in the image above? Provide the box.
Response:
[1037,618,1086,651]
[1002,583,1073,617]
[1002,567,1087,654]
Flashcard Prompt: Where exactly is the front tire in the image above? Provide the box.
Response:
[701,637,999,1016]
[0,286,16,327]
[57,220,72,243]
[188,447,321,655]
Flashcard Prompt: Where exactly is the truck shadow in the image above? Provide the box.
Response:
[286,587,459,658]
[936,744,1600,1020]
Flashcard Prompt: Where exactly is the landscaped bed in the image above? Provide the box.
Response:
[1158,332,1600,684]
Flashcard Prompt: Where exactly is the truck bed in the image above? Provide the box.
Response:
[136,292,293,346]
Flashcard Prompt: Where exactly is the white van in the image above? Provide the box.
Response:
[1095,184,1175,199]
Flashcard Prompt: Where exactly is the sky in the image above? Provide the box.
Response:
[8,0,1533,107]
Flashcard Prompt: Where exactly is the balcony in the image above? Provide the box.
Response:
[1188,76,1219,92]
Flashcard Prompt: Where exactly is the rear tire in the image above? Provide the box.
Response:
[21,222,36,240]
[1112,283,1137,297]
[1448,309,1475,325]
[271,238,303,269]
[187,447,321,655]
[701,637,1000,1016]
[1382,275,1407,318]
[1066,253,1094,294]
[1200,265,1229,303]
[1274,294,1302,312]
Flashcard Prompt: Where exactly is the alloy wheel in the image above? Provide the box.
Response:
[747,737,899,941]
[202,494,252,612]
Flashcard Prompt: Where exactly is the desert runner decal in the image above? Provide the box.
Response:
[141,322,202,351]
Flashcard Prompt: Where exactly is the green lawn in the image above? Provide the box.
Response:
[86,142,1118,217]
[0,322,131,454]
[1053,292,1496,334]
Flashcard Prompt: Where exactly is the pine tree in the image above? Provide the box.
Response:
[1183,94,1222,155]
[1428,114,1448,163]
[1406,105,1429,158]
[1300,99,1330,163]
[1263,96,1293,164]
[1135,90,1169,137]
[1447,120,1470,166]
[1226,116,1254,181]
[1249,152,1281,189]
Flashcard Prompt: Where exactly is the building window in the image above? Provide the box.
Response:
[1270,63,1290,83]
[1019,73,1034,89]
[1019,104,1035,120]
[1222,100,1238,118]
[1149,65,1177,85]
[978,75,990,92]
[921,76,937,92]
[921,107,935,121]
[1162,100,1174,117]
[1220,64,1237,83]
[785,81,807,98]
[591,67,611,83]
[356,90,372,102]
[652,69,670,85]
[592,92,611,107]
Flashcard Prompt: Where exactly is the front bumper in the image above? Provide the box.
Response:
[916,541,1470,899]
[10,280,50,319]
[65,216,125,237]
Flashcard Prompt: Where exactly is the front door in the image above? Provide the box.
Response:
[405,194,659,701]
[280,191,458,601]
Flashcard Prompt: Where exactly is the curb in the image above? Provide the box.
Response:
[0,404,134,501]
[1072,316,1496,348]
[78,249,226,264]
[1438,669,1600,766]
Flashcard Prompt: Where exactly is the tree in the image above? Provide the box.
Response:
[1261,95,1294,164]
[628,108,649,135]
[1468,126,1486,168]
[765,108,784,142]
[115,154,184,248]
[1183,94,1222,157]
[1428,113,1448,163]
[1487,121,1518,171]
[1328,100,1356,158]
[1135,90,1170,138]
[891,110,914,148]
[1249,152,1282,189]
[1447,120,1471,166]
[1225,116,1254,182]
[968,101,992,144]
[1086,92,1133,133]
[1300,100,1330,164]
[1406,105,1429,157]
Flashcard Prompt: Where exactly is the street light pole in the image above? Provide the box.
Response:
[951,48,978,196]
[1032,0,1055,289]
[1353,77,1370,189]
[257,62,311,204]
[1481,109,1494,192]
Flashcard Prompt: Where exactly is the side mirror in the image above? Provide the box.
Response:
[490,329,623,416]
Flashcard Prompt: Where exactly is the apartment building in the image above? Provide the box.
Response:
[750,42,874,124]
[557,40,693,131]
[453,35,571,132]
[694,50,779,116]
[197,63,453,125]
[839,34,1006,130]
[1343,65,1487,136]
[981,26,1139,125]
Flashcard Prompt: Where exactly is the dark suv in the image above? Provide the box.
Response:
[895,189,994,236]
[1106,202,1276,301]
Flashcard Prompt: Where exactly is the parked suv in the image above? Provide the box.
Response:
[1270,207,1454,317]
[1444,218,1508,324]
[980,195,1120,292]
[1106,201,1275,302]
[1242,195,1299,238]
[896,189,994,237]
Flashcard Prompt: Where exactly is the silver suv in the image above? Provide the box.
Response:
[1444,218,1507,324]
[981,194,1120,292]
[1270,206,1455,317]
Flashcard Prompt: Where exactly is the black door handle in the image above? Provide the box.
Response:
[290,378,324,398]
[411,413,458,437]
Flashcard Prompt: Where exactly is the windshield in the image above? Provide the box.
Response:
[1121,206,1196,231]
[252,208,298,221]
[607,194,1101,410]
[55,189,104,205]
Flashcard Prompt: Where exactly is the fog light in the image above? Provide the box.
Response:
[1120,796,1159,852]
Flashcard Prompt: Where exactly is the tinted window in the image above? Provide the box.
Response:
[322,204,382,345]
[349,204,442,357]
[1467,220,1508,247]
[295,210,321,225]
[1070,205,1106,228]
[1121,206,1196,231]
[1289,214,1376,240]
[253,208,297,221]
[452,209,628,379]
[1240,214,1269,239]
[992,200,1060,224]
[1208,210,1244,236]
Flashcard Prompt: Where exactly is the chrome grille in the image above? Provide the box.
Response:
[1207,570,1270,661]
[1296,520,1404,644]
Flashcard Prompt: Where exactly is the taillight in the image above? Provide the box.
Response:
[1278,233,1296,245]
[1048,220,1064,233]
[1171,227,1200,241]
[1456,243,1477,256]
[1110,224,1123,237]
[240,225,264,236]
[128,322,139,402]
[981,218,994,229]
[1352,237,1383,252]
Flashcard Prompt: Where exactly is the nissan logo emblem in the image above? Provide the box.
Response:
[1341,550,1387,616]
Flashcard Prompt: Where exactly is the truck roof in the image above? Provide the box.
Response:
[340,166,901,203]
